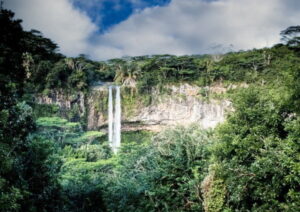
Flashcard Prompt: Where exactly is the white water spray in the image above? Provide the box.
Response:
[108,86,121,153]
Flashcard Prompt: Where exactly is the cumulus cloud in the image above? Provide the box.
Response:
[4,0,98,56]
[4,0,300,60]
[90,0,300,59]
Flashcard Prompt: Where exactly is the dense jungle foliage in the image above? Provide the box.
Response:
[1,8,300,212]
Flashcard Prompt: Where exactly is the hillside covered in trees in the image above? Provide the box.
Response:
[1,8,300,212]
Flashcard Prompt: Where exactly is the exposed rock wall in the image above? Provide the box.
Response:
[36,84,232,132]
[86,90,107,130]
[36,91,85,113]
[124,84,231,131]
[129,97,230,131]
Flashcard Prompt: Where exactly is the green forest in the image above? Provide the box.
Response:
[1,8,300,212]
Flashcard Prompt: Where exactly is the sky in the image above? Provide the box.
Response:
[4,0,300,60]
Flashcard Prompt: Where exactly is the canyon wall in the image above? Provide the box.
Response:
[36,84,232,132]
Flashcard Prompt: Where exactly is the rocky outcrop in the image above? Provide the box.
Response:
[124,84,231,131]
[128,97,230,131]
[36,83,233,132]
[86,90,107,130]
[36,91,72,109]
[36,90,86,118]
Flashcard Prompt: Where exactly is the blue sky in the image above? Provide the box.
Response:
[5,0,300,60]
[72,0,171,32]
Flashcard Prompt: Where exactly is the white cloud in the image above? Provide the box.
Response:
[5,0,98,56]
[90,0,300,60]
[4,0,300,60]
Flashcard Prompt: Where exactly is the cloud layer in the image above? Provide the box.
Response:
[5,0,98,56]
[5,0,300,60]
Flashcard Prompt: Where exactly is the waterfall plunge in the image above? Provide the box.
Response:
[108,86,113,147]
[114,86,121,152]
[108,86,121,153]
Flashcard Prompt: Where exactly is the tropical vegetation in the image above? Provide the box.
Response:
[1,7,300,212]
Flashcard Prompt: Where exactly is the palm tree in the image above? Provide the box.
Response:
[114,61,141,95]
[65,58,86,73]
[114,62,140,86]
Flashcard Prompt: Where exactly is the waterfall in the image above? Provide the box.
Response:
[108,86,113,147]
[108,86,121,153]
[113,86,121,153]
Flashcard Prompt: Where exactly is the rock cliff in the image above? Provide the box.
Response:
[36,83,232,132]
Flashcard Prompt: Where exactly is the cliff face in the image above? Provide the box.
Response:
[86,89,108,130]
[123,84,231,131]
[126,97,230,131]
[36,84,232,132]
[36,91,86,117]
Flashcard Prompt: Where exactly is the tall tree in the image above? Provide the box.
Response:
[281,25,300,51]
[0,9,62,211]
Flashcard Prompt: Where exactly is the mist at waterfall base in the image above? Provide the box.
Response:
[108,86,121,153]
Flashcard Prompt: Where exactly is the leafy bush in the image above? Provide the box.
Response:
[60,157,113,212]
[212,86,300,211]
[102,126,213,211]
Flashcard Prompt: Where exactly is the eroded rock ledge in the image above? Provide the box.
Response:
[36,83,234,132]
